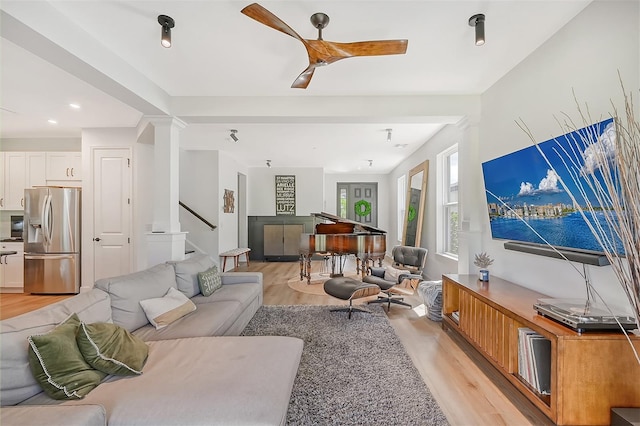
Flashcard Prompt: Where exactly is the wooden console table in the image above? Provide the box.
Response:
[442,274,640,426]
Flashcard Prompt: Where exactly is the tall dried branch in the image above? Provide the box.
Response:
[516,75,640,363]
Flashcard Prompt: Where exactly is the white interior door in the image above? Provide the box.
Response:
[93,148,131,281]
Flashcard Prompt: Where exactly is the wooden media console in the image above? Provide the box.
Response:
[442,274,640,425]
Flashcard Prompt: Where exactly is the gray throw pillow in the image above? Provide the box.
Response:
[198,266,222,297]
[168,255,216,298]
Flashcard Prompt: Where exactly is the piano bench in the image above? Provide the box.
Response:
[323,277,380,319]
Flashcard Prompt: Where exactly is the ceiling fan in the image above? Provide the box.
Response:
[240,3,408,89]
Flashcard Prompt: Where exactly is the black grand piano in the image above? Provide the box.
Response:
[299,212,386,284]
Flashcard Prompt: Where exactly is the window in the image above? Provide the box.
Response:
[338,187,348,218]
[397,175,406,241]
[438,145,459,257]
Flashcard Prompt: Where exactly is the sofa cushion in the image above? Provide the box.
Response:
[95,263,176,332]
[60,289,114,325]
[191,282,261,312]
[77,322,149,376]
[139,287,197,330]
[45,336,303,426]
[168,254,215,298]
[1,404,107,426]
[28,313,107,400]
[0,289,112,406]
[197,265,222,297]
[132,301,243,341]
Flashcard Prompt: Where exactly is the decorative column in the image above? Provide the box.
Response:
[143,116,188,265]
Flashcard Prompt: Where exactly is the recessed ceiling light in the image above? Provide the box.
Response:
[69,103,81,109]
[394,143,408,149]
[47,119,58,124]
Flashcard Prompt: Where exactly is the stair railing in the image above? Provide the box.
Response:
[179,201,217,231]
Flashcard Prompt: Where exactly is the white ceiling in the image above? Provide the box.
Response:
[0,1,591,173]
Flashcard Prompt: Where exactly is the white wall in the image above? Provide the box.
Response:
[474,0,640,309]
[387,124,464,280]
[248,167,324,216]
[0,138,81,151]
[134,130,155,271]
[218,151,247,253]
[179,150,219,257]
[179,149,250,258]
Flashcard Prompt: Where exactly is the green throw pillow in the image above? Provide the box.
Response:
[28,313,107,400]
[197,265,222,297]
[77,322,149,376]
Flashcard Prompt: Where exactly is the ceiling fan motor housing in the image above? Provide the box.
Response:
[310,13,329,39]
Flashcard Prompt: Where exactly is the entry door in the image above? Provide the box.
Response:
[93,148,132,281]
[336,182,378,226]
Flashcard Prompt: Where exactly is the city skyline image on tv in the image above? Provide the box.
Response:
[481,117,619,253]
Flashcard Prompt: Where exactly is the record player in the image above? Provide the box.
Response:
[534,298,638,333]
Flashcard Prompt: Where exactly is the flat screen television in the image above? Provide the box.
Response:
[481,118,620,265]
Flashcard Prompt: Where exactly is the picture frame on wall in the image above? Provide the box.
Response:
[275,175,295,216]
[223,189,235,213]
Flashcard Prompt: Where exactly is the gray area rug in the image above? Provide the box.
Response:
[242,305,449,425]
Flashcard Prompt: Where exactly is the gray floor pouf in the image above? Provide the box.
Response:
[417,280,443,322]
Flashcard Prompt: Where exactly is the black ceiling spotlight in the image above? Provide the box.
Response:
[468,14,485,46]
[230,129,239,142]
[158,15,175,48]
[266,160,271,168]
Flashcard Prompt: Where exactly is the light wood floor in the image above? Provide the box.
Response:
[0,259,552,426]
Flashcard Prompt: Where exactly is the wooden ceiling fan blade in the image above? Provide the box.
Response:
[241,4,409,89]
[241,3,304,42]
[291,66,316,89]
[327,39,408,58]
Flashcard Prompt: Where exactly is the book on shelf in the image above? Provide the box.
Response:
[517,327,551,395]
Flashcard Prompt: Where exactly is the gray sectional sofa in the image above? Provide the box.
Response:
[0,255,303,425]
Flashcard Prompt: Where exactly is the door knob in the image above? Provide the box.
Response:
[93,237,101,242]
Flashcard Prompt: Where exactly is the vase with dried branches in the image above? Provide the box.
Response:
[516,76,639,363]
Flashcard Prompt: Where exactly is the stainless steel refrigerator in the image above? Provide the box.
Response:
[23,187,81,294]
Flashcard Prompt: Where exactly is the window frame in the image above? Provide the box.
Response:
[437,144,459,259]
[397,174,406,242]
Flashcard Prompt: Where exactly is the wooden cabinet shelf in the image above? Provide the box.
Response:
[442,274,640,425]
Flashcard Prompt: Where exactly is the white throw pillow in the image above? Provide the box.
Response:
[385,266,404,282]
[139,287,196,330]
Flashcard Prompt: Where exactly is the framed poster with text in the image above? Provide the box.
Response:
[275,175,296,216]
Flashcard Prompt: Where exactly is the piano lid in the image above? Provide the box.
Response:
[311,212,386,234]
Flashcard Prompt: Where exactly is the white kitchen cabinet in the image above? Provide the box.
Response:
[3,152,26,210]
[26,152,47,187]
[0,150,81,211]
[46,152,81,181]
[0,242,24,291]
[0,153,4,209]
